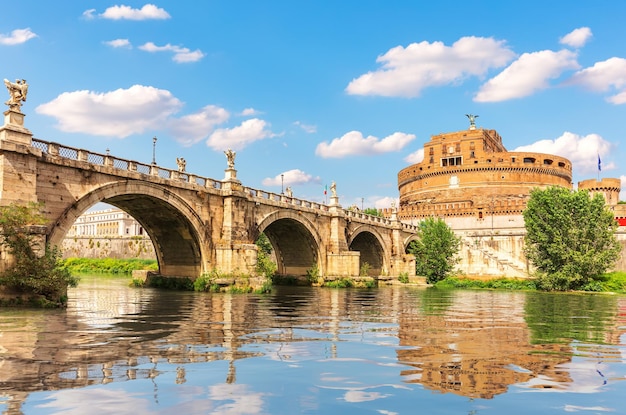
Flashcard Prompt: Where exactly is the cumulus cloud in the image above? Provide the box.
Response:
[139,42,204,63]
[262,169,321,187]
[474,49,579,102]
[240,108,259,116]
[372,196,399,209]
[35,85,183,138]
[404,148,424,164]
[346,36,515,97]
[293,121,317,133]
[560,27,592,48]
[104,38,132,48]
[513,131,614,175]
[206,118,276,151]
[167,105,230,146]
[90,4,171,20]
[567,57,626,104]
[0,28,37,45]
[316,131,415,158]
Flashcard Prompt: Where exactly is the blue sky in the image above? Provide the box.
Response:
[3,1,626,209]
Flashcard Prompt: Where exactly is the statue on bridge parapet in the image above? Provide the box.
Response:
[176,157,186,172]
[224,148,236,169]
[4,78,28,112]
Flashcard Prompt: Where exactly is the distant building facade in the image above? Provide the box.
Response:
[67,208,145,237]
[63,208,155,259]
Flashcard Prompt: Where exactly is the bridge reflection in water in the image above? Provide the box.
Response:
[0,278,625,413]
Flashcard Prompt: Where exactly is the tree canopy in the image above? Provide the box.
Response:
[408,217,460,284]
[523,186,621,291]
[0,203,78,306]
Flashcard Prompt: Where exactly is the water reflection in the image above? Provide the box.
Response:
[0,277,625,414]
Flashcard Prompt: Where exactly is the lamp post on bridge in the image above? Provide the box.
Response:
[152,136,157,165]
[281,173,284,194]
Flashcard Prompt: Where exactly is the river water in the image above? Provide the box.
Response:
[0,275,625,415]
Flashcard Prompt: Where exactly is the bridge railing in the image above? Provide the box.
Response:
[32,138,222,190]
[244,187,330,212]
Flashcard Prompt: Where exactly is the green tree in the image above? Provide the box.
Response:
[408,217,460,284]
[255,232,276,279]
[363,208,382,217]
[0,203,78,306]
[523,186,621,291]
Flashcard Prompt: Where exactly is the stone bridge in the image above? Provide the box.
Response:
[0,108,417,280]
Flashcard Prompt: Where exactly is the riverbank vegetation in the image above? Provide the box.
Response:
[433,271,626,294]
[61,257,157,274]
[0,203,78,307]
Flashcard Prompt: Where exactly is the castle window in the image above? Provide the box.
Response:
[558,162,565,167]
[429,147,434,155]
[523,157,536,164]
[543,159,553,165]
[429,156,434,163]
[470,142,475,150]
[455,143,461,152]
[511,157,516,162]
[470,151,475,158]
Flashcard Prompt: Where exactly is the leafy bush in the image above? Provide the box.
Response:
[398,272,409,284]
[0,203,79,306]
[523,186,621,291]
[408,217,460,284]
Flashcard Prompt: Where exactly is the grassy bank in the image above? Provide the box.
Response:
[434,271,626,294]
[62,258,158,274]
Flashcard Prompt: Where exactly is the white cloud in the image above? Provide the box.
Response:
[560,27,592,48]
[240,108,259,116]
[620,176,626,201]
[167,105,230,146]
[139,42,205,63]
[206,118,276,151]
[316,131,415,158]
[294,121,317,133]
[98,4,171,20]
[567,57,626,104]
[104,39,132,48]
[0,28,37,45]
[346,36,515,97]
[513,131,614,175]
[262,169,321,187]
[404,148,424,164]
[35,85,182,138]
[372,196,399,209]
[474,49,579,102]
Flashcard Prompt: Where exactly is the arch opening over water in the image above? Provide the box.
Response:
[349,231,384,276]
[260,218,319,277]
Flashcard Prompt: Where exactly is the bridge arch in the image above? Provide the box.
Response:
[403,234,420,253]
[48,180,211,278]
[347,226,388,276]
[256,210,323,277]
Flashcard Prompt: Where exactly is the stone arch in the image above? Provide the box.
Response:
[347,225,387,276]
[48,180,210,278]
[256,210,323,277]
[403,234,419,253]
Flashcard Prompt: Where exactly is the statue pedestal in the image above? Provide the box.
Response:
[0,109,32,145]
[329,196,339,206]
[224,168,238,182]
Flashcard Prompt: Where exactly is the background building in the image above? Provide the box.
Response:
[384,120,625,277]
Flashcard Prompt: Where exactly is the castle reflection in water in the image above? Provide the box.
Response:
[0,283,625,412]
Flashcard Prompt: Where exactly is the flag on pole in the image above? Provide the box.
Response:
[598,154,602,172]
